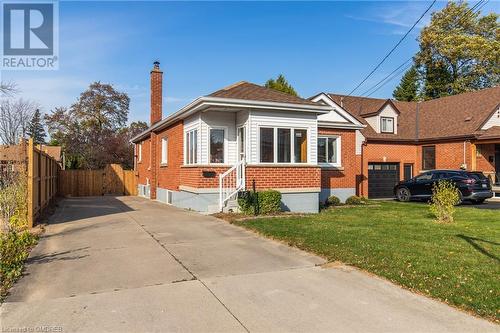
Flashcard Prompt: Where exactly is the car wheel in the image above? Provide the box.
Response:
[396,187,411,202]
[455,190,464,206]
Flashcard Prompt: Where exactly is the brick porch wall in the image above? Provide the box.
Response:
[245,166,321,190]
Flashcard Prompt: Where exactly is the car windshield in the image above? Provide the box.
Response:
[468,172,487,181]
[415,173,432,181]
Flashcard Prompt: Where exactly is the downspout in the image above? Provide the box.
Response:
[415,102,420,142]
[361,140,367,197]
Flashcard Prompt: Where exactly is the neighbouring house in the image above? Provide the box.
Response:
[132,62,500,212]
[312,87,500,198]
[131,62,364,213]
[0,143,63,175]
[0,144,27,175]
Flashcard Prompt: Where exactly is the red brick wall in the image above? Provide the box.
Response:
[156,121,184,190]
[180,167,230,188]
[318,128,357,190]
[430,141,472,170]
[360,140,478,197]
[136,137,151,185]
[178,165,321,190]
[246,166,321,190]
[476,143,495,172]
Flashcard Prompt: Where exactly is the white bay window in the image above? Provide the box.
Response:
[259,127,307,164]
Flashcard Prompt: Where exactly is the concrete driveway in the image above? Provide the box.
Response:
[1,197,498,333]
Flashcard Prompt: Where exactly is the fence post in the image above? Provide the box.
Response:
[27,139,34,228]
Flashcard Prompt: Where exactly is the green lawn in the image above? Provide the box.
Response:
[233,201,500,321]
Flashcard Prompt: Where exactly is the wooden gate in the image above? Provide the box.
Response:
[59,164,137,197]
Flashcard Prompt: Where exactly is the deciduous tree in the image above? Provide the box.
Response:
[0,99,38,145]
[45,82,136,169]
[415,1,499,99]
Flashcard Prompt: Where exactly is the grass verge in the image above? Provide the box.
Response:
[233,201,500,321]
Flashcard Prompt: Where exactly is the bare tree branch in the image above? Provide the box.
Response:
[0,99,39,145]
[0,81,18,97]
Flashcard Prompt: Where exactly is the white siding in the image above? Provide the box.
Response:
[200,111,237,165]
[248,110,318,165]
[365,116,378,132]
[481,107,500,130]
[355,130,365,155]
[365,104,398,134]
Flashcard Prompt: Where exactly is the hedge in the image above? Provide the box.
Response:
[238,190,282,215]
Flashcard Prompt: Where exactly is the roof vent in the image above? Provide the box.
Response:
[464,116,472,122]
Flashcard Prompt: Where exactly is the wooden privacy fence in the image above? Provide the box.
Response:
[59,164,137,197]
[28,139,60,228]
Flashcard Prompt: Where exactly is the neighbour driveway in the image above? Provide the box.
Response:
[1,197,498,333]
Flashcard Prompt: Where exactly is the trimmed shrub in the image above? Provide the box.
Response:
[0,231,37,300]
[259,190,282,214]
[345,195,365,205]
[238,190,282,215]
[237,191,254,215]
[326,195,341,206]
[430,180,460,223]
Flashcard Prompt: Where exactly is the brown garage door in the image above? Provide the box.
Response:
[368,163,400,199]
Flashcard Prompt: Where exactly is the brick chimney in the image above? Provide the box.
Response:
[150,61,163,125]
[149,61,162,200]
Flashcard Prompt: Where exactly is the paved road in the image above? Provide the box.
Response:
[1,197,498,333]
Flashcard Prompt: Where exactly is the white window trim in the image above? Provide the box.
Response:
[161,137,168,165]
[208,126,228,165]
[380,116,394,133]
[318,135,342,168]
[257,126,309,165]
[184,129,199,165]
[237,126,247,162]
[137,144,142,163]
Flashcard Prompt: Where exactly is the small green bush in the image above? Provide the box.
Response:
[326,195,342,206]
[430,180,460,223]
[238,190,282,215]
[345,196,366,205]
[0,231,37,300]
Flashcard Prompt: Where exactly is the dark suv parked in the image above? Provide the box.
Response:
[394,170,493,204]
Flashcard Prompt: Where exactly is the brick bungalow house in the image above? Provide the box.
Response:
[131,62,364,213]
[311,87,500,198]
[132,62,499,212]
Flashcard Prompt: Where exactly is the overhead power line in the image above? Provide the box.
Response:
[360,57,413,97]
[358,0,488,98]
[347,0,437,96]
[366,64,412,97]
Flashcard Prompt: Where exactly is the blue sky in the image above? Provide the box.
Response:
[4,1,499,123]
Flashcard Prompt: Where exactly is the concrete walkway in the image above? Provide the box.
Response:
[1,196,498,333]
